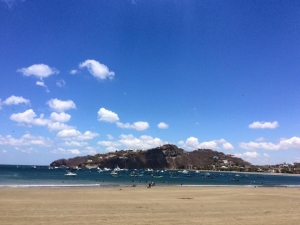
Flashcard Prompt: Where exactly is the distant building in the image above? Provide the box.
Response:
[184,164,193,170]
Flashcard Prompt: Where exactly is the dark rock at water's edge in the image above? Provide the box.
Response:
[50,144,251,170]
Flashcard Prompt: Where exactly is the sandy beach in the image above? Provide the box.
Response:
[0,186,299,225]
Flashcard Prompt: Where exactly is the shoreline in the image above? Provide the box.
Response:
[1,183,299,189]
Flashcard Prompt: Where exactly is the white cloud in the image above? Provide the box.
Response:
[239,136,300,151]
[56,79,66,87]
[36,81,49,92]
[234,151,260,159]
[249,121,279,129]
[106,146,119,152]
[107,134,114,140]
[2,150,7,153]
[57,129,99,140]
[51,146,96,155]
[97,108,149,131]
[222,142,234,150]
[118,134,164,149]
[47,98,76,112]
[158,122,169,129]
[68,149,81,155]
[133,122,149,131]
[20,147,37,154]
[70,70,78,75]
[9,109,74,131]
[97,141,120,147]
[1,0,24,9]
[0,134,52,147]
[3,95,30,105]
[82,146,97,155]
[50,112,71,123]
[116,121,149,131]
[98,134,165,150]
[97,108,119,123]
[79,59,114,80]
[10,109,50,126]
[50,147,80,155]
[256,137,265,142]
[64,141,88,147]
[17,64,59,79]
[47,122,74,131]
[179,137,234,151]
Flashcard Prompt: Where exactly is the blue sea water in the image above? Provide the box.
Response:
[0,164,299,188]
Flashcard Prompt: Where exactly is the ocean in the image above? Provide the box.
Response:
[1,164,299,188]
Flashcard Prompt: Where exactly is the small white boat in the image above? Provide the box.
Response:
[103,167,111,171]
[110,171,118,175]
[182,170,189,174]
[152,175,163,178]
[64,171,77,176]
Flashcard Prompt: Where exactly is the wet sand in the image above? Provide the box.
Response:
[0,186,299,225]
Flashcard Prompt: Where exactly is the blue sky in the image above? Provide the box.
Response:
[0,0,300,166]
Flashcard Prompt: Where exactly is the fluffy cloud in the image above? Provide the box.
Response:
[116,121,149,131]
[70,70,78,75]
[50,147,80,155]
[234,151,260,159]
[119,134,164,149]
[50,146,97,155]
[17,64,59,79]
[158,122,169,129]
[47,98,76,112]
[10,109,73,131]
[10,109,50,126]
[1,0,24,8]
[98,134,165,150]
[50,112,71,123]
[107,134,114,140]
[68,149,81,154]
[179,137,234,151]
[0,134,52,147]
[64,141,89,147]
[2,95,30,105]
[56,79,66,87]
[97,107,149,131]
[57,129,99,140]
[36,81,49,92]
[97,108,119,123]
[47,122,74,131]
[79,59,114,80]
[97,141,120,147]
[82,146,97,155]
[249,121,279,129]
[106,146,119,152]
[239,136,300,151]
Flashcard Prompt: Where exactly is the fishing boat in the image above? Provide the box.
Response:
[152,174,163,178]
[64,171,77,176]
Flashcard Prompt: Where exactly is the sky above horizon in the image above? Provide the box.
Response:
[1,0,300,166]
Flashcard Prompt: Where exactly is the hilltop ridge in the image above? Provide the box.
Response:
[50,144,251,170]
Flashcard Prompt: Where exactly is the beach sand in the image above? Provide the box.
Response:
[0,186,299,225]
